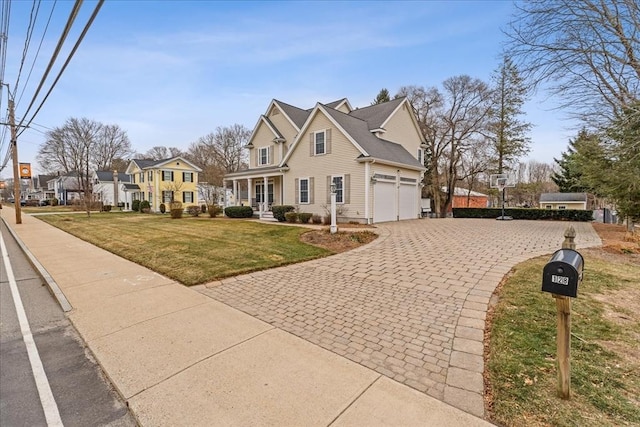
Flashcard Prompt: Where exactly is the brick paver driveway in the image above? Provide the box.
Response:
[200,219,600,417]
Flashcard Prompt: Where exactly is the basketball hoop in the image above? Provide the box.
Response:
[496,177,507,192]
[489,174,515,221]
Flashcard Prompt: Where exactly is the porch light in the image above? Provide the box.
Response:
[330,183,336,194]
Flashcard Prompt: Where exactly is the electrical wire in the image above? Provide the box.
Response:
[16,0,82,129]
[14,0,41,95]
[18,0,104,136]
[0,0,12,111]
[16,0,57,109]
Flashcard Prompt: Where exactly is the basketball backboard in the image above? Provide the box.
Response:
[489,173,516,189]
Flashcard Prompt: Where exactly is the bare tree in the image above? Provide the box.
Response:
[144,146,183,160]
[93,124,133,171]
[505,0,640,124]
[458,137,492,204]
[187,124,250,190]
[487,56,532,173]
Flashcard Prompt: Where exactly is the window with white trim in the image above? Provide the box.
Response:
[148,171,153,181]
[417,148,423,165]
[258,147,269,166]
[139,172,145,183]
[162,191,173,203]
[332,175,344,204]
[545,205,552,210]
[558,205,567,210]
[183,191,194,203]
[183,172,193,182]
[315,131,326,155]
[299,178,309,204]
[162,170,173,181]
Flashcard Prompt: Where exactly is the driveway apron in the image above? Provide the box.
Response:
[201,218,601,417]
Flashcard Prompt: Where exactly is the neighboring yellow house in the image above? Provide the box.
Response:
[539,192,589,210]
[125,156,202,212]
[224,97,426,223]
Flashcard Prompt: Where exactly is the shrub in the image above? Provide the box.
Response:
[224,206,254,218]
[169,201,183,211]
[102,205,112,212]
[159,203,166,214]
[271,205,296,222]
[132,200,141,212]
[452,208,593,222]
[208,204,223,218]
[170,208,183,219]
[52,198,59,206]
[323,214,331,225]
[25,199,39,207]
[187,205,200,217]
[140,200,151,212]
[312,214,322,224]
[201,204,207,214]
[285,212,298,223]
[299,213,312,224]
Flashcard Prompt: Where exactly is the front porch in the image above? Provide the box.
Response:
[223,167,286,219]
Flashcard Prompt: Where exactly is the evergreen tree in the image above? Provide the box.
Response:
[551,129,597,193]
[487,56,531,173]
[372,88,391,105]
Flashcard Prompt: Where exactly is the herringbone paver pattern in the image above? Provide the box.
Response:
[200,219,600,417]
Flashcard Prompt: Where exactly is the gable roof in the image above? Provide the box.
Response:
[321,106,423,168]
[349,97,406,130]
[273,99,310,130]
[540,192,587,202]
[96,171,130,183]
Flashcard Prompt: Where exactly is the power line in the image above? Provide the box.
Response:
[16,0,57,109]
[15,0,82,129]
[0,0,12,111]
[18,0,104,136]
[14,0,41,95]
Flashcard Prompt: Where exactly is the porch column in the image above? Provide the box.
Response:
[364,161,370,224]
[232,179,238,206]
[247,178,252,209]
[262,176,268,217]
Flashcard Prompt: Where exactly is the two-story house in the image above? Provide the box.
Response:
[224,97,426,223]
[125,156,202,212]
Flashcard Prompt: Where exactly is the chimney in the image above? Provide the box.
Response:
[113,170,119,207]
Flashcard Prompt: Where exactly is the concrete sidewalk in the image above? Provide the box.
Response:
[1,207,491,426]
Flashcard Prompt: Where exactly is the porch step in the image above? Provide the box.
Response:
[260,211,278,222]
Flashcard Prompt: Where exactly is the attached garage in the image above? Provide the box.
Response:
[372,174,419,223]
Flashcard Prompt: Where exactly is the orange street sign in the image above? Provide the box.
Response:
[20,163,32,179]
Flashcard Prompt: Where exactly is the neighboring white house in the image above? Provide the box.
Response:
[93,171,134,209]
[49,172,84,205]
[197,183,235,207]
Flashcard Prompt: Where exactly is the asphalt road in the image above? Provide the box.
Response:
[0,220,137,427]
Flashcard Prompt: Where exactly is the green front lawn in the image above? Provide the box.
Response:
[39,213,331,286]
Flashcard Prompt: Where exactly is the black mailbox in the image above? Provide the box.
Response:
[541,249,584,298]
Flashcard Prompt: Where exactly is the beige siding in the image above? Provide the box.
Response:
[284,112,366,221]
[336,103,351,114]
[249,123,279,168]
[539,201,586,210]
[268,109,299,145]
[382,103,423,160]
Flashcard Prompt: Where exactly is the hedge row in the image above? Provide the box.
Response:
[224,206,254,218]
[452,208,593,222]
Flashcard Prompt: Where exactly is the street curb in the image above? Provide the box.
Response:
[1,216,73,312]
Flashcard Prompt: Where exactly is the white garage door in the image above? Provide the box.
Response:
[373,181,396,223]
[399,183,418,220]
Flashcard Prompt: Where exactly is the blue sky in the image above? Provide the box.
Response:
[1,0,575,178]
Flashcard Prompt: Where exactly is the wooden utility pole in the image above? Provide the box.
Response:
[8,97,22,224]
[555,226,576,398]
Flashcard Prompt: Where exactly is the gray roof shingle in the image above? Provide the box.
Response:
[274,100,310,129]
[322,105,422,169]
[348,97,405,130]
[540,192,587,202]
[96,171,130,182]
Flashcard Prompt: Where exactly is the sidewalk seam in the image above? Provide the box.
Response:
[327,374,382,427]
[1,216,73,312]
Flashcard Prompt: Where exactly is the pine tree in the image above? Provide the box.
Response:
[372,88,391,105]
[487,56,531,173]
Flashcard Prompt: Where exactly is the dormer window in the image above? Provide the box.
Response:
[314,131,326,155]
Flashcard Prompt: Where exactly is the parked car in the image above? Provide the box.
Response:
[6,198,26,206]
[39,199,51,206]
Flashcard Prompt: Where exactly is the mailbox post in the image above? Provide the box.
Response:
[541,226,583,399]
